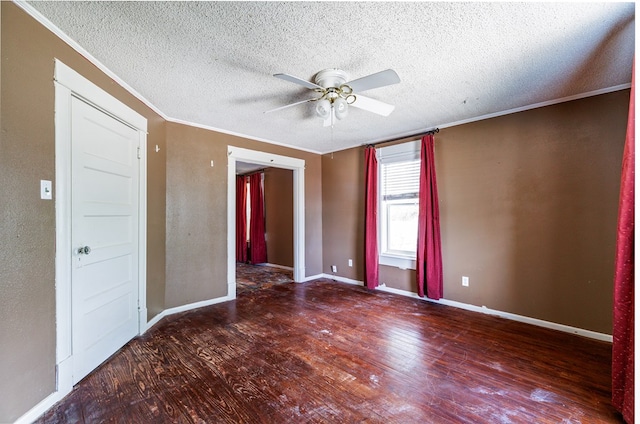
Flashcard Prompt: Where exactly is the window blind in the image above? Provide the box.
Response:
[381,159,420,200]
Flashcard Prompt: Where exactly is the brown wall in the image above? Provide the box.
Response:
[264,168,294,268]
[147,123,168,321]
[1,2,629,421]
[164,122,323,309]
[1,3,167,421]
[165,124,228,307]
[322,148,365,279]
[322,90,629,335]
[1,3,322,421]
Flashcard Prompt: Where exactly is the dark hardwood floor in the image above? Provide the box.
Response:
[236,263,293,295]
[35,274,621,423]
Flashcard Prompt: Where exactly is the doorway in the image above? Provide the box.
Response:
[236,165,295,294]
[227,147,305,299]
[54,60,147,391]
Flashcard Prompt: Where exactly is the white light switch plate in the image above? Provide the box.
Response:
[41,180,52,200]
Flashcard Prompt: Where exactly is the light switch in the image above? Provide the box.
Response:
[41,180,52,200]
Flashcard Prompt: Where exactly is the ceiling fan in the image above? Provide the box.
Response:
[266,68,401,126]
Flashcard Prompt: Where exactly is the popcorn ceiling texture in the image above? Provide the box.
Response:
[29,1,634,153]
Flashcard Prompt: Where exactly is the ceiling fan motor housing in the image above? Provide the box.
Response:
[314,69,348,89]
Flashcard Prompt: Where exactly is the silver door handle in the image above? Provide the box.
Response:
[77,246,91,255]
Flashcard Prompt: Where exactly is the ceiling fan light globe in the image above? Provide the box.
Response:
[334,97,348,120]
[316,99,332,119]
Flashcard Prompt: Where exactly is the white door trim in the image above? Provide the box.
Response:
[53,59,147,396]
[227,146,305,298]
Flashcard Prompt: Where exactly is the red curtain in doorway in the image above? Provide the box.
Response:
[416,134,443,299]
[612,61,634,424]
[364,146,379,289]
[249,172,267,264]
[236,176,248,263]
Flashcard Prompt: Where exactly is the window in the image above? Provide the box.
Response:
[378,140,420,269]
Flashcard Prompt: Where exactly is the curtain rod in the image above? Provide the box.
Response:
[363,128,439,148]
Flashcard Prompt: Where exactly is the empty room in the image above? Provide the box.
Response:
[1,2,634,423]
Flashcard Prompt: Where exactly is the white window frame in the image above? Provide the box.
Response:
[377,140,420,270]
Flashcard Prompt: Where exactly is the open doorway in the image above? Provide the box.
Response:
[227,146,305,299]
[235,164,295,294]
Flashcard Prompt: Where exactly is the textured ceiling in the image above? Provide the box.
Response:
[25,1,635,154]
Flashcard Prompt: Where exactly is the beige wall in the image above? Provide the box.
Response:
[322,90,629,335]
[264,168,294,268]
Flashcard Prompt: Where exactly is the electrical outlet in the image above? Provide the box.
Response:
[331,265,337,273]
[348,259,353,267]
[462,276,469,287]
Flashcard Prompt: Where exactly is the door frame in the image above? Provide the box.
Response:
[227,146,305,297]
[53,59,147,395]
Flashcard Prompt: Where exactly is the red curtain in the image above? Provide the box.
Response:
[364,146,379,289]
[235,176,248,263]
[249,172,267,264]
[612,62,634,424]
[416,134,443,299]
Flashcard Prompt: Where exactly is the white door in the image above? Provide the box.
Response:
[71,96,140,384]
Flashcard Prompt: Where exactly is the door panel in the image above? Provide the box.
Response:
[71,97,139,384]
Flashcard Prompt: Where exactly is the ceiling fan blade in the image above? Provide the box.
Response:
[264,98,314,114]
[346,69,400,93]
[350,95,395,116]
[274,73,323,90]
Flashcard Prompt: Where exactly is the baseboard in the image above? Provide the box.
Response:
[14,343,76,423]
[13,383,70,424]
[301,273,325,282]
[14,296,218,424]
[259,263,294,271]
[316,275,612,342]
[17,277,611,424]
[319,273,364,286]
[145,294,234,332]
[14,392,62,424]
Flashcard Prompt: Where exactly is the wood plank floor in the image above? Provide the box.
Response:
[236,263,293,295]
[35,275,622,423]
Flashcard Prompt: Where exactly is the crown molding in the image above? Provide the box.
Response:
[14,0,632,156]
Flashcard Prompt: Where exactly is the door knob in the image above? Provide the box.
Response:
[77,246,91,255]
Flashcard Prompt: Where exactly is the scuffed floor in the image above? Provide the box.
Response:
[236,263,293,294]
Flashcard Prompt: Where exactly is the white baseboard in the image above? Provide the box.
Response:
[14,351,75,423]
[319,273,364,286]
[259,263,294,271]
[316,275,612,343]
[145,294,233,332]
[14,391,65,424]
[16,291,234,423]
[301,273,325,282]
[17,276,610,424]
